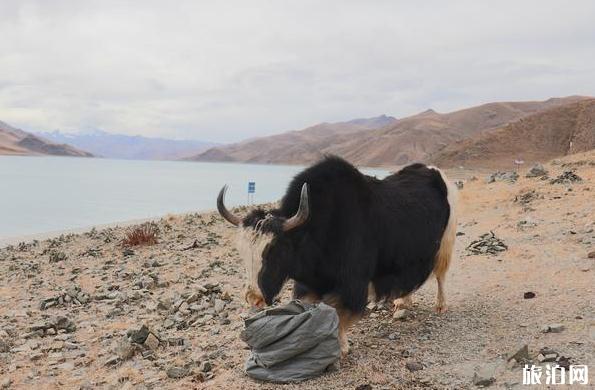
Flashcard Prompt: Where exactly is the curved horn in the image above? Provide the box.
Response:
[283,183,310,231]
[217,185,241,226]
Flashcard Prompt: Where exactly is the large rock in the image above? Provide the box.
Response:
[526,163,548,178]
[472,363,497,386]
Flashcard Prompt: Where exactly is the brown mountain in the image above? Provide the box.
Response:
[187,115,397,164]
[431,98,595,169]
[189,96,590,167]
[0,120,93,157]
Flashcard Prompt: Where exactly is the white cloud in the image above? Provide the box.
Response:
[0,0,594,142]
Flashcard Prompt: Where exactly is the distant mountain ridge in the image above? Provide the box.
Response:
[187,115,397,164]
[188,96,592,167]
[38,130,218,160]
[431,98,595,168]
[0,120,93,157]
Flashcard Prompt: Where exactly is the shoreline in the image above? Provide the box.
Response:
[0,215,169,248]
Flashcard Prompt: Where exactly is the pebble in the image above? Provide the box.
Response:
[508,344,530,362]
[541,324,565,333]
[392,309,410,321]
[166,366,189,379]
[1,378,12,389]
[405,361,423,372]
[128,325,150,344]
[144,333,160,351]
[200,361,213,373]
[526,163,548,178]
[472,363,497,387]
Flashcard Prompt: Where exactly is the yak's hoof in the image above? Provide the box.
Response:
[434,304,447,313]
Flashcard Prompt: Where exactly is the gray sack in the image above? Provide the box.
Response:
[240,300,341,383]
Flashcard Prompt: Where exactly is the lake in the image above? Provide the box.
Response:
[0,156,387,242]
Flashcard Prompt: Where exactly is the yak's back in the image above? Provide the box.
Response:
[280,156,369,219]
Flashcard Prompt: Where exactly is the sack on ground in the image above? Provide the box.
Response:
[240,300,341,383]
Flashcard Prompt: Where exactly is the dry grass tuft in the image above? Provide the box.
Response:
[122,222,159,246]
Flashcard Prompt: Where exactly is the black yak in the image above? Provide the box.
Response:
[217,156,457,355]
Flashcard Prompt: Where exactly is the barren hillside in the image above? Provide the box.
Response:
[188,115,397,164]
[190,96,590,167]
[432,99,595,169]
[0,121,93,157]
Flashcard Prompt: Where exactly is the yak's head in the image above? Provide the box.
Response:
[216,183,309,308]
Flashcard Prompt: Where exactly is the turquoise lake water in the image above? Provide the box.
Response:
[0,156,387,240]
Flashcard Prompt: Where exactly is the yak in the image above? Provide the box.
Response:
[217,156,457,355]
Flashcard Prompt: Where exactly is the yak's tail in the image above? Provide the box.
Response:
[431,167,458,278]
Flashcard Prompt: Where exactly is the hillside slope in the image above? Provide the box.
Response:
[327,96,590,166]
[0,121,93,157]
[432,99,595,168]
[190,96,589,167]
[188,115,397,164]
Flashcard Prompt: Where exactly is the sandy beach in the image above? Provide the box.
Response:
[0,151,593,389]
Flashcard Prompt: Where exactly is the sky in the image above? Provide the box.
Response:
[1,1,594,143]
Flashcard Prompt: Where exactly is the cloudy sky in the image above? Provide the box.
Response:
[1,1,594,142]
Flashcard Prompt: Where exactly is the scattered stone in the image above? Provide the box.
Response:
[405,361,424,372]
[526,163,548,178]
[466,232,508,255]
[0,339,10,353]
[122,248,135,257]
[455,180,464,190]
[116,337,138,360]
[144,333,160,351]
[541,324,565,333]
[1,378,12,389]
[508,344,530,363]
[104,355,121,366]
[48,250,67,263]
[166,366,190,379]
[213,299,226,314]
[472,364,497,387]
[588,251,595,259]
[550,171,582,185]
[392,309,410,321]
[28,317,76,336]
[487,171,518,184]
[555,355,571,369]
[200,361,213,373]
[537,347,559,363]
[514,190,540,205]
[136,275,156,290]
[523,292,536,299]
[127,324,150,344]
[517,218,537,230]
[40,286,91,310]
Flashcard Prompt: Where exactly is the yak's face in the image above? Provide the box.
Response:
[216,183,310,308]
[236,209,284,308]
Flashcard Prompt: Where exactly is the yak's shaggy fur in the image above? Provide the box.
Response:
[240,156,456,314]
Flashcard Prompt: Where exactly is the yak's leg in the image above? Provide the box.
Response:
[393,294,413,310]
[435,274,447,313]
[337,309,359,357]
[292,281,321,304]
[325,279,367,357]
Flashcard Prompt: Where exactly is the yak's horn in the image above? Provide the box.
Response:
[282,183,310,231]
[217,185,241,226]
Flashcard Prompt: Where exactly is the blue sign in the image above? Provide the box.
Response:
[248,182,256,194]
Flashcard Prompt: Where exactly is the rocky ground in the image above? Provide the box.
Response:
[1,151,594,389]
